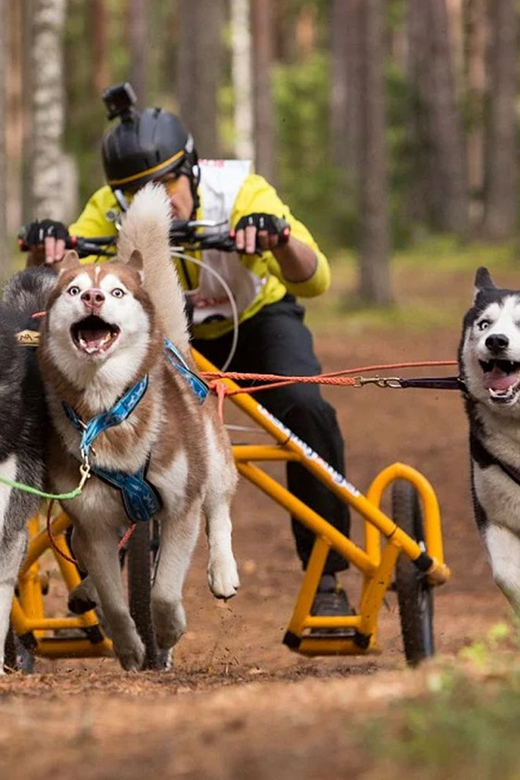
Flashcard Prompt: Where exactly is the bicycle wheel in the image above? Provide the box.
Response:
[392,479,434,666]
[127,520,167,670]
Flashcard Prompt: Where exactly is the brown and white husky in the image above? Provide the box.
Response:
[38,184,239,671]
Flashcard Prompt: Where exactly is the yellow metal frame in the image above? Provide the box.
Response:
[10,350,450,661]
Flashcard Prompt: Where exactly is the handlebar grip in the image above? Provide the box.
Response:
[17,229,78,252]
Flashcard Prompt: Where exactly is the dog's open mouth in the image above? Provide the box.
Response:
[71,315,120,355]
[480,358,520,404]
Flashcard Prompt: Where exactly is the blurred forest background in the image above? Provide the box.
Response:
[0,0,518,303]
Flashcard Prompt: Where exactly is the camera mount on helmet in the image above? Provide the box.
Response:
[102,82,138,122]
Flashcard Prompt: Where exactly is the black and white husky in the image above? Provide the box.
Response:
[459,267,520,614]
[0,267,53,671]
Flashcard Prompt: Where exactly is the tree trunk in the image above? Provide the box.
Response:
[407,0,433,225]
[127,0,148,108]
[330,0,363,201]
[30,0,67,220]
[481,0,518,240]
[91,0,110,97]
[252,0,275,182]
[407,0,469,236]
[426,0,469,236]
[231,0,254,160]
[177,0,224,158]
[446,0,464,91]
[358,0,391,305]
[466,0,487,219]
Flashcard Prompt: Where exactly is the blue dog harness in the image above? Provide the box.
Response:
[164,338,209,404]
[64,340,210,523]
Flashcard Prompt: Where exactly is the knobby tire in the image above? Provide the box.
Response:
[392,479,435,667]
[127,521,161,670]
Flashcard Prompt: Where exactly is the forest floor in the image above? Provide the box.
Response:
[1,242,519,779]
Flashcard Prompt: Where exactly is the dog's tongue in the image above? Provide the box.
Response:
[483,366,519,391]
[79,328,109,351]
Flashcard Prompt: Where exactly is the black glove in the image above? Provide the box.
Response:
[232,213,290,248]
[20,219,70,247]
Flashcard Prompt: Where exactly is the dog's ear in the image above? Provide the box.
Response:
[58,250,81,273]
[473,267,495,300]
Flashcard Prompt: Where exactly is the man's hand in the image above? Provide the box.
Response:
[232,213,290,255]
[20,219,70,266]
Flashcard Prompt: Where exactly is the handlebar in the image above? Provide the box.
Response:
[18,220,237,258]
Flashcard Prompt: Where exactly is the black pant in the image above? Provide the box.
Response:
[192,295,350,574]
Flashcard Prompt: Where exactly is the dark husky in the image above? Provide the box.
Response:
[459,267,520,614]
[0,267,54,671]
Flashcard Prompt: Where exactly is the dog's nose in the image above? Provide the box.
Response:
[81,288,105,312]
[485,333,509,353]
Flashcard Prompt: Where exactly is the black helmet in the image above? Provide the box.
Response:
[101,83,199,191]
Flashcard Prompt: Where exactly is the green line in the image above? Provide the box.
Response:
[0,474,81,501]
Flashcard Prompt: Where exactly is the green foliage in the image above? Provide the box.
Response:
[305,236,519,336]
[365,669,520,780]
[361,621,520,779]
[273,51,342,254]
[63,2,107,205]
[459,622,513,668]
[385,60,418,248]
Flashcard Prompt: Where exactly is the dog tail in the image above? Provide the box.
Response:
[117,183,190,354]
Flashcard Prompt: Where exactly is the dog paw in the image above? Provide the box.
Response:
[208,556,240,600]
[112,632,146,671]
[157,648,174,671]
[152,598,186,650]
[68,577,99,614]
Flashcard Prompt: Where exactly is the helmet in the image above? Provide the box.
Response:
[101,84,199,192]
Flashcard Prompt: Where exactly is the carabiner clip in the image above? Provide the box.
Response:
[356,376,402,389]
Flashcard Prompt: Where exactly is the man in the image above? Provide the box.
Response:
[23,82,353,624]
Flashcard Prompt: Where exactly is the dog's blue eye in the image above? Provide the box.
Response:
[111,288,125,298]
[68,286,80,296]
[478,320,490,331]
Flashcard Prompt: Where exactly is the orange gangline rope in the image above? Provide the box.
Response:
[202,359,459,419]
[202,359,459,397]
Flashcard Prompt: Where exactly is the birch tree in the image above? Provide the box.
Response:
[252,0,275,182]
[30,0,67,220]
[231,0,254,161]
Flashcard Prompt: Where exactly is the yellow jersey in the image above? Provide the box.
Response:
[69,163,330,339]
